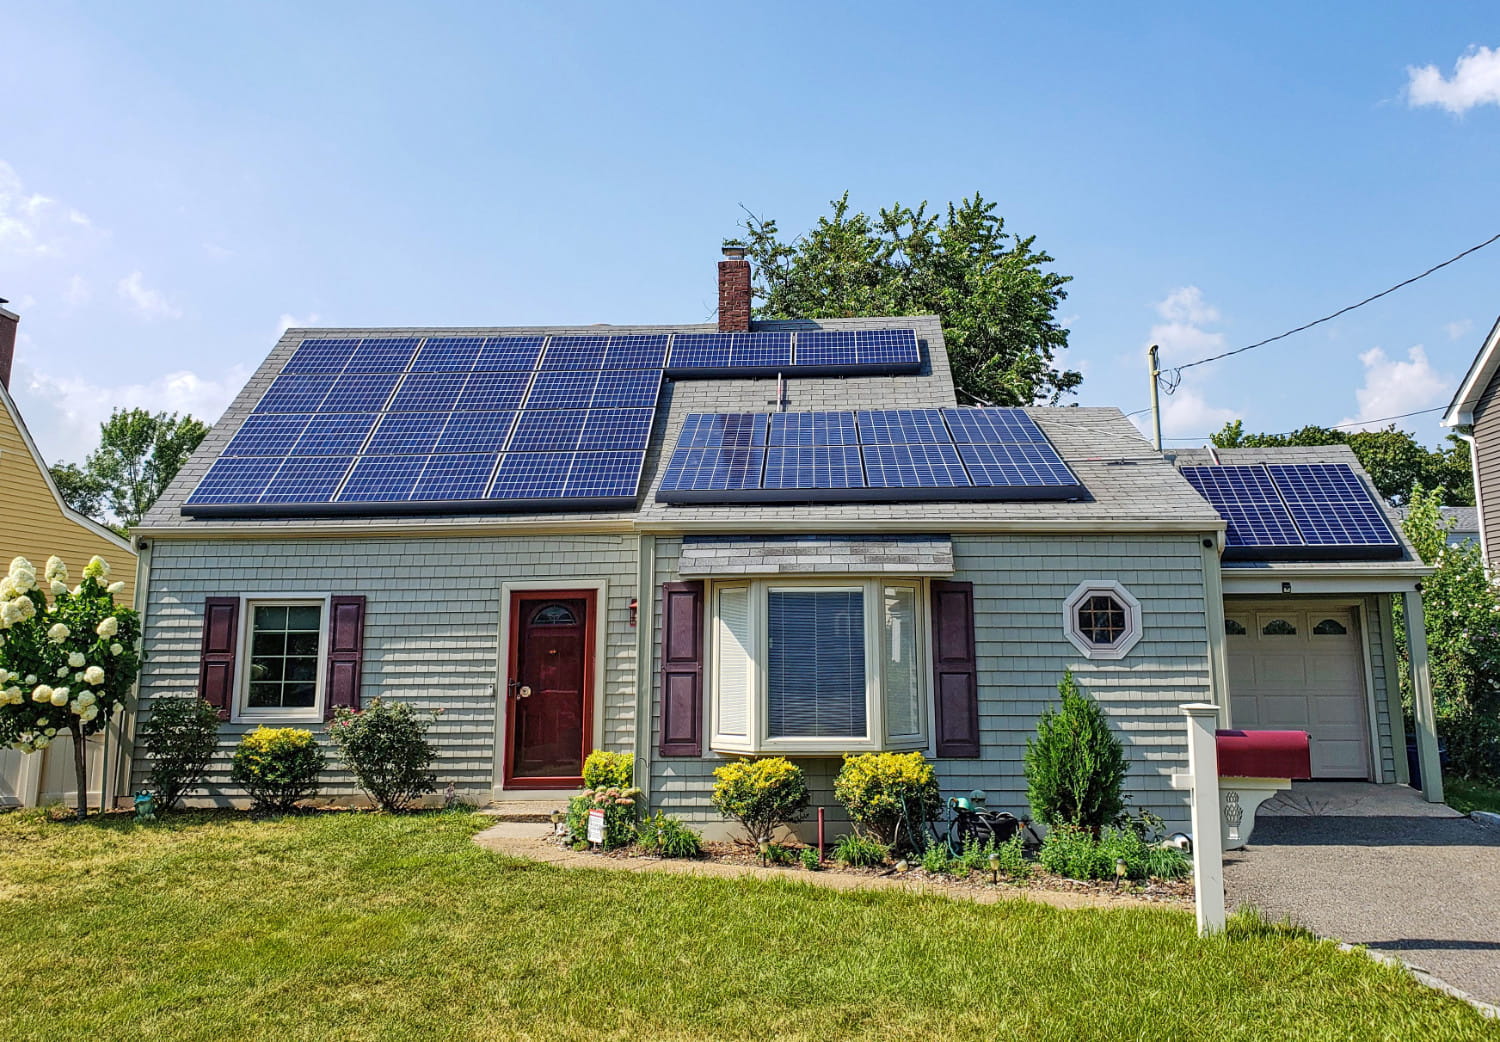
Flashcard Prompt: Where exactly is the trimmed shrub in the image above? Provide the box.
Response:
[566,786,641,849]
[326,699,439,812]
[710,757,809,843]
[582,750,634,789]
[636,811,703,859]
[230,727,325,813]
[800,847,821,871]
[833,751,943,848]
[138,697,220,812]
[833,832,888,868]
[1025,670,1127,830]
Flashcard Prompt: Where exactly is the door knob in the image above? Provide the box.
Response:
[517,685,533,699]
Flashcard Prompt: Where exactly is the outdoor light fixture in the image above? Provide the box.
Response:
[628,599,638,627]
[1281,581,1292,594]
[988,852,1000,884]
[894,859,909,875]
[1115,858,1128,889]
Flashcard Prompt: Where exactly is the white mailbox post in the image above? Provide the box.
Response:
[1170,702,1226,936]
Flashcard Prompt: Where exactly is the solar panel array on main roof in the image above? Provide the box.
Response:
[1179,461,1400,561]
[656,407,1083,503]
[183,326,930,517]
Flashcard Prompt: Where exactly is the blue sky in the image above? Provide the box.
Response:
[3,2,1499,463]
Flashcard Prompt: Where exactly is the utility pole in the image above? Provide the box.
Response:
[1147,344,1163,453]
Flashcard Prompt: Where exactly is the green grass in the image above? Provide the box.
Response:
[1444,776,1500,816]
[0,809,1492,1041]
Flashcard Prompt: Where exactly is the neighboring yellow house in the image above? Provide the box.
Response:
[0,304,138,808]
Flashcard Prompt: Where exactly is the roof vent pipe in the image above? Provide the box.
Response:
[718,246,751,333]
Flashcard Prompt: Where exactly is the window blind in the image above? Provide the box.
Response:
[767,589,866,738]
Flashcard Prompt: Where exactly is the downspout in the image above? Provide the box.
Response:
[632,534,656,804]
[1457,432,1489,571]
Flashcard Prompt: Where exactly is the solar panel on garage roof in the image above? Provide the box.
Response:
[1266,463,1399,546]
[1179,465,1303,548]
[957,443,1079,487]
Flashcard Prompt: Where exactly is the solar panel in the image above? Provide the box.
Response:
[658,447,765,492]
[602,335,669,369]
[729,332,793,369]
[1266,463,1399,547]
[509,410,585,452]
[411,454,499,501]
[676,413,767,448]
[343,338,420,373]
[185,457,282,504]
[337,456,426,502]
[474,336,545,371]
[281,338,358,374]
[794,330,858,368]
[255,374,335,414]
[590,370,662,409]
[857,409,949,444]
[863,443,970,488]
[767,411,858,446]
[321,372,401,412]
[225,414,310,457]
[763,446,864,489]
[1179,466,1303,548]
[667,334,731,370]
[489,452,573,499]
[260,457,351,503]
[578,408,654,451]
[942,407,1049,445]
[292,414,377,457]
[388,372,468,412]
[855,329,920,367]
[456,371,531,411]
[565,451,646,498]
[365,413,448,455]
[433,411,516,454]
[957,443,1078,487]
[541,336,608,371]
[526,371,598,410]
[410,337,484,372]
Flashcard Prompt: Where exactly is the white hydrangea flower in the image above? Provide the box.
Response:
[83,666,105,686]
[49,688,69,706]
[107,581,125,595]
[24,674,35,685]
[33,736,50,750]
[36,716,49,726]
[83,556,110,580]
[67,651,86,668]
[0,576,16,599]
[47,622,70,643]
[109,643,123,656]
[31,684,52,703]
[81,706,98,722]
[44,557,67,582]
[14,598,35,623]
[50,580,67,597]
[56,667,69,678]
[96,617,118,638]
[77,691,96,707]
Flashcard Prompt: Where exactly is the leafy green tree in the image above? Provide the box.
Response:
[1397,488,1500,782]
[736,193,1079,405]
[50,408,209,529]
[1210,420,1472,506]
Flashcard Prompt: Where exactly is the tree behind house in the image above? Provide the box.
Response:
[735,192,1079,407]
[50,408,209,530]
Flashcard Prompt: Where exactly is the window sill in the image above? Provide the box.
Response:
[232,709,325,726]
[710,736,928,757]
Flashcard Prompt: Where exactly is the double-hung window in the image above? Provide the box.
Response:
[710,579,926,754]
[236,598,328,722]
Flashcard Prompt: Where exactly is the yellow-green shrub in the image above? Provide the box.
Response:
[711,757,809,843]
[833,751,941,846]
[582,750,634,789]
[230,726,325,813]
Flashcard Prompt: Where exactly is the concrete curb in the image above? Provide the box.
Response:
[1339,943,1500,1020]
[1471,810,1500,828]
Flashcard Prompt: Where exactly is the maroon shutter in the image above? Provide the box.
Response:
[659,581,704,756]
[931,579,980,757]
[324,596,367,720]
[197,597,240,721]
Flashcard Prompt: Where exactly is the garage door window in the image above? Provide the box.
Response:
[1313,618,1347,636]
[1225,618,1247,635]
[1261,618,1297,636]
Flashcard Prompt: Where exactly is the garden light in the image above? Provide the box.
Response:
[1115,857,1128,888]
[988,852,1000,884]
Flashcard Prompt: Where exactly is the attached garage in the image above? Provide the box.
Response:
[1225,602,1374,779]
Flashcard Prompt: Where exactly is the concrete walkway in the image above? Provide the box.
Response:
[473,822,1176,912]
[1224,782,1500,1008]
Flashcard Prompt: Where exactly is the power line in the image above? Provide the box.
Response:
[1160,405,1449,443]
[1170,230,1500,374]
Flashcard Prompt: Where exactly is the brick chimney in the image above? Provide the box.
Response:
[717,246,751,333]
[0,301,16,392]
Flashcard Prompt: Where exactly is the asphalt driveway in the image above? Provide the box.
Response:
[1223,783,1500,1008]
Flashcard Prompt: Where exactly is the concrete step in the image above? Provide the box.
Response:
[479,800,567,823]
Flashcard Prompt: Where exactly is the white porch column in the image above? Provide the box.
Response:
[1402,589,1444,804]
[1182,702,1226,935]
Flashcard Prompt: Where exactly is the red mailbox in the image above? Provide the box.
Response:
[1215,729,1311,780]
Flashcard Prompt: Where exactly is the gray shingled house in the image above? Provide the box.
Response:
[121,254,1445,832]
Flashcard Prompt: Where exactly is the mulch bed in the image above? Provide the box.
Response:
[581,836,1193,905]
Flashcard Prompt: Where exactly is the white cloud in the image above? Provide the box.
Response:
[277,312,319,337]
[1446,319,1474,341]
[0,160,95,260]
[1336,345,1450,431]
[1406,45,1500,113]
[1148,285,1226,359]
[12,354,252,465]
[1156,286,1220,326]
[117,271,182,320]
[63,275,91,308]
[1131,388,1238,444]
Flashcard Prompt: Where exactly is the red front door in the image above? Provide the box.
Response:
[504,591,594,789]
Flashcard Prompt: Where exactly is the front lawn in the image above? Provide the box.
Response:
[0,809,1490,1041]
[1444,776,1500,816]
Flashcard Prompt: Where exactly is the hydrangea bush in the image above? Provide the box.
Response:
[0,555,140,818]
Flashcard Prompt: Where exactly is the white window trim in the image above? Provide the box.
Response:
[708,577,929,756]
[232,593,332,724]
[1062,580,1142,660]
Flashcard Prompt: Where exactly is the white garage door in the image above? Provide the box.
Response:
[1225,606,1371,779]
